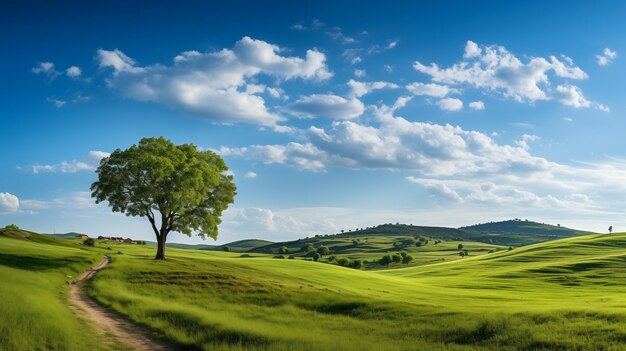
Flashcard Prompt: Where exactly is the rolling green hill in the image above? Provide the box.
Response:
[145,238,274,251]
[1,225,619,350]
[47,232,90,239]
[0,228,116,350]
[88,232,626,350]
[250,221,594,261]
[461,219,595,237]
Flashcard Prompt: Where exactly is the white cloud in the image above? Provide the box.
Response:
[406,82,454,97]
[222,109,551,176]
[463,40,482,58]
[20,192,95,211]
[46,98,66,108]
[244,171,257,179]
[384,65,393,73]
[99,37,333,126]
[32,62,60,78]
[66,66,82,78]
[408,178,463,202]
[28,150,109,174]
[0,193,19,213]
[515,134,540,150]
[469,101,485,110]
[97,49,140,73]
[414,40,592,107]
[326,27,356,44]
[220,143,328,171]
[283,94,365,120]
[555,84,590,108]
[354,69,366,78]
[596,48,617,66]
[437,97,463,111]
[387,40,398,49]
[290,19,325,31]
[563,117,573,122]
[348,80,399,98]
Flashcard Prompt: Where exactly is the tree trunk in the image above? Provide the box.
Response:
[155,236,166,260]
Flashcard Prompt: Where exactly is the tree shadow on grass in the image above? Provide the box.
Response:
[0,252,88,271]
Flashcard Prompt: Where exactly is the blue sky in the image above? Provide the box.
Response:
[2,1,626,244]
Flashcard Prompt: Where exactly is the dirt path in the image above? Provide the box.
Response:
[69,256,174,351]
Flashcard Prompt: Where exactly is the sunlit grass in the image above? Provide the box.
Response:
[0,233,112,351]
[89,233,626,350]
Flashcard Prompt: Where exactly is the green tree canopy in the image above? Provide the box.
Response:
[316,245,330,256]
[379,254,392,267]
[91,137,236,260]
[402,254,413,265]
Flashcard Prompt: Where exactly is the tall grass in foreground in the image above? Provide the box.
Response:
[0,236,111,351]
[91,235,626,350]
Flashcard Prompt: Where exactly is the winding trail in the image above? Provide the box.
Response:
[69,256,174,351]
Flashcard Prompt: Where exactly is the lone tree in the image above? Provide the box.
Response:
[609,226,613,235]
[91,137,236,260]
[402,254,413,265]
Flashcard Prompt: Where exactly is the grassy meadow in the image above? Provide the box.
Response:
[89,233,626,351]
[0,229,116,351]
[2,226,626,350]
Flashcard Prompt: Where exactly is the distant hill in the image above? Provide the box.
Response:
[250,220,596,256]
[219,239,274,252]
[0,226,77,247]
[145,238,274,252]
[461,220,595,237]
[47,232,89,239]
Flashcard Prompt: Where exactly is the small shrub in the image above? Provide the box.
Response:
[273,255,285,259]
[348,259,363,269]
[116,251,123,254]
[240,254,251,258]
[337,258,350,267]
[288,255,295,259]
[4,224,19,230]
[83,238,96,247]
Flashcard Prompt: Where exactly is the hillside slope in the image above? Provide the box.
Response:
[461,219,595,237]
[89,232,626,351]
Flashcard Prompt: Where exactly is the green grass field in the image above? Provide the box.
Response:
[2,226,626,350]
[0,228,116,351]
[88,232,626,350]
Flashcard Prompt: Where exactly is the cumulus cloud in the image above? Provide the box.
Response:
[353,69,366,78]
[221,108,551,176]
[28,150,110,174]
[437,97,463,111]
[32,62,60,78]
[0,193,19,213]
[469,101,485,110]
[515,134,540,150]
[347,80,399,98]
[407,178,463,202]
[99,37,332,126]
[244,171,257,179]
[555,84,608,111]
[406,82,454,97]
[413,40,598,108]
[596,48,617,66]
[283,94,365,120]
[66,66,82,78]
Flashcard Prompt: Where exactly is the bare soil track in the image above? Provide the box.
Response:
[69,256,174,351]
